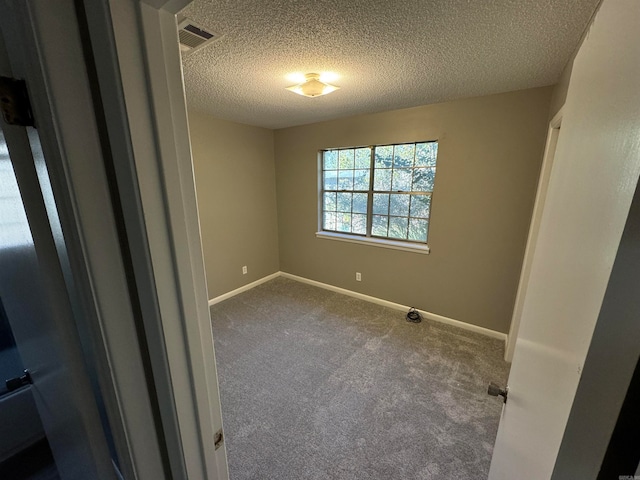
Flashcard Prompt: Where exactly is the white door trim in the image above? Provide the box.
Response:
[21,0,229,477]
[0,1,172,478]
[137,3,229,478]
[83,0,229,478]
[505,107,564,362]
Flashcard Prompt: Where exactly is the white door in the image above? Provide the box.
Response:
[0,28,117,480]
[489,0,640,478]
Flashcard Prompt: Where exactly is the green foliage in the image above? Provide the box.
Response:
[322,142,437,242]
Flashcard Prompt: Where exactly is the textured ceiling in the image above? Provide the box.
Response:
[180,0,599,129]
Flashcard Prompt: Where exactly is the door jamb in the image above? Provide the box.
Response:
[79,0,229,478]
[505,107,564,362]
[5,0,228,477]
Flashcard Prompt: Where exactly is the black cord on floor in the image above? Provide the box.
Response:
[406,307,422,323]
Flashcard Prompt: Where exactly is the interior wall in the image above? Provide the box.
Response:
[188,110,279,298]
[274,87,553,334]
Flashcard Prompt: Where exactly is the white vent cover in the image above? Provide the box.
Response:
[177,17,220,56]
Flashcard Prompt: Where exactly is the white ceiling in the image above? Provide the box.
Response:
[180,0,599,129]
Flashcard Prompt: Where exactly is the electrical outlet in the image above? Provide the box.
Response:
[242,266,247,275]
[356,272,361,281]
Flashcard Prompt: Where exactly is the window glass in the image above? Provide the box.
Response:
[321,141,438,243]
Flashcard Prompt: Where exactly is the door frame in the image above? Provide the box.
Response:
[505,107,563,362]
[77,0,229,478]
[1,0,182,478]
[5,0,228,478]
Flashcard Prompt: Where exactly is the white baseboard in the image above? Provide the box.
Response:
[208,270,508,345]
[280,272,508,343]
[208,272,281,307]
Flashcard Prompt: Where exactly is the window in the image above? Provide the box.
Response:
[320,141,438,250]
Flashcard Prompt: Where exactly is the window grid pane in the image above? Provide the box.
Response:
[322,147,368,236]
[322,141,437,243]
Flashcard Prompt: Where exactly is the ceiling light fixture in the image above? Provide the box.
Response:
[286,73,339,98]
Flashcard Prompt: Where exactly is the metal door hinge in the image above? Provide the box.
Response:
[0,76,35,127]
[214,429,224,451]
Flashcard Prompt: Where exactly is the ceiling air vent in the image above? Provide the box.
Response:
[178,17,219,56]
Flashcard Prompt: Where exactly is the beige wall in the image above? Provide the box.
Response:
[274,87,553,333]
[188,110,279,298]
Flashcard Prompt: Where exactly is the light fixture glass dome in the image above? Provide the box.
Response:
[286,73,339,98]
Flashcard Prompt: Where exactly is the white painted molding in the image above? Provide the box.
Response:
[316,231,430,254]
[208,272,281,306]
[504,106,564,363]
[208,270,508,345]
[280,272,508,343]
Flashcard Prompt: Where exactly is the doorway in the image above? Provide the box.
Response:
[505,109,563,362]
[2,0,228,477]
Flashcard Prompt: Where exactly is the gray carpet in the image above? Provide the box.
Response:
[210,277,510,480]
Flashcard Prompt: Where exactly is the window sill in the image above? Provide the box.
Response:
[315,231,430,254]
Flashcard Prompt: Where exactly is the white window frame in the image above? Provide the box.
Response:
[316,141,438,254]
